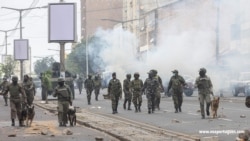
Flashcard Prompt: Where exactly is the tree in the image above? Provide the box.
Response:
[0,56,17,78]
[65,36,107,76]
[34,57,56,75]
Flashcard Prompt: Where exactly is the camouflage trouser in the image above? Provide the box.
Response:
[146,93,155,111]
[94,88,100,99]
[199,93,211,116]
[155,88,161,109]
[123,91,132,106]
[70,85,75,99]
[3,95,8,104]
[57,101,70,124]
[86,89,93,103]
[172,92,183,109]
[78,85,82,93]
[132,91,142,107]
[10,99,22,120]
[111,94,120,111]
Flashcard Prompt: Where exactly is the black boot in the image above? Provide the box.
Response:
[178,106,182,112]
[128,102,132,110]
[112,108,116,114]
[135,107,138,113]
[175,108,178,113]
[138,106,141,112]
[201,115,205,119]
[59,122,63,127]
[4,98,8,106]
[19,120,25,127]
[123,103,126,110]
[206,103,210,116]
[11,119,15,126]
[148,109,151,114]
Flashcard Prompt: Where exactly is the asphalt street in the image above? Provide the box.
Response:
[0,94,118,141]
[41,87,250,141]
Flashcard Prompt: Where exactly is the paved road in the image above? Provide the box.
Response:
[0,95,118,141]
[39,88,250,141]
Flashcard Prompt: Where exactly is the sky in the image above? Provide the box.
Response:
[0,0,81,68]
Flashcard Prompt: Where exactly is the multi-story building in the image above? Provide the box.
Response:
[80,0,123,39]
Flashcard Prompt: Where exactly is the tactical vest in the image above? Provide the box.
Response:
[9,84,21,99]
[85,79,94,89]
[171,77,182,90]
[197,77,210,89]
[109,79,121,94]
[145,78,158,93]
[132,79,142,91]
[123,79,130,91]
[56,85,71,100]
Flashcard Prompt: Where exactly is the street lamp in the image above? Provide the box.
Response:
[0,27,23,55]
[1,6,47,81]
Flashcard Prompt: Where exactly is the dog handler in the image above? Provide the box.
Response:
[53,77,72,127]
[3,76,27,126]
[195,68,214,119]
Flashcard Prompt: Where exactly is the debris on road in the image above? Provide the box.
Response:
[240,115,246,118]
[8,133,16,137]
[62,128,73,135]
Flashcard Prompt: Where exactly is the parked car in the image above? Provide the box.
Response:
[230,72,250,97]
[164,75,195,97]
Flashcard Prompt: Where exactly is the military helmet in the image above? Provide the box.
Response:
[199,68,207,73]
[172,69,178,73]
[134,72,140,77]
[150,69,157,75]
[58,77,65,82]
[12,76,18,81]
[126,74,131,77]
[112,72,116,76]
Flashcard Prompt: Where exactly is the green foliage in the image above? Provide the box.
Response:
[0,56,17,78]
[65,36,107,76]
[42,70,52,91]
[34,57,56,75]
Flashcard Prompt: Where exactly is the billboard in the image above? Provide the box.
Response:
[48,3,77,42]
[14,39,29,60]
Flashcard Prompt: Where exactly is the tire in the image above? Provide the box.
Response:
[184,88,193,97]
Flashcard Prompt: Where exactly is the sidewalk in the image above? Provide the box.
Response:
[34,99,200,141]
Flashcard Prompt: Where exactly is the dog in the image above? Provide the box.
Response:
[67,106,76,126]
[211,96,220,118]
[21,105,28,124]
[26,104,35,127]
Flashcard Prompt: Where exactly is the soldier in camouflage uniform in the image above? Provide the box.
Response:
[3,76,27,126]
[123,74,132,110]
[108,72,122,114]
[0,76,10,106]
[22,75,35,106]
[77,77,83,94]
[151,70,164,110]
[93,75,102,101]
[195,68,213,119]
[167,70,185,113]
[29,77,36,96]
[84,75,94,105]
[131,72,143,112]
[142,70,159,114]
[53,78,72,126]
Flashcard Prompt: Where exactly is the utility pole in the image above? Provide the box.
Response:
[86,35,88,76]
[2,6,45,81]
[215,0,220,65]
[0,28,20,55]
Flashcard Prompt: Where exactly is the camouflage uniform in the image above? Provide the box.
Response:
[123,74,132,110]
[29,77,36,96]
[0,77,10,106]
[3,76,27,126]
[22,75,34,106]
[65,77,75,99]
[167,70,185,113]
[53,78,72,126]
[93,76,102,101]
[108,72,122,114]
[77,77,83,94]
[142,71,159,114]
[195,68,213,119]
[84,75,94,105]
[151,70,164,110]
[131,73,143,112]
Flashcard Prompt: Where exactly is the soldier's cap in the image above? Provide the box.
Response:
[147,70,154,74]
[58,77,65,82]
[172,70,178,73]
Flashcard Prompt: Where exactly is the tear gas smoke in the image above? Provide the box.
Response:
[88,0,250,95]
